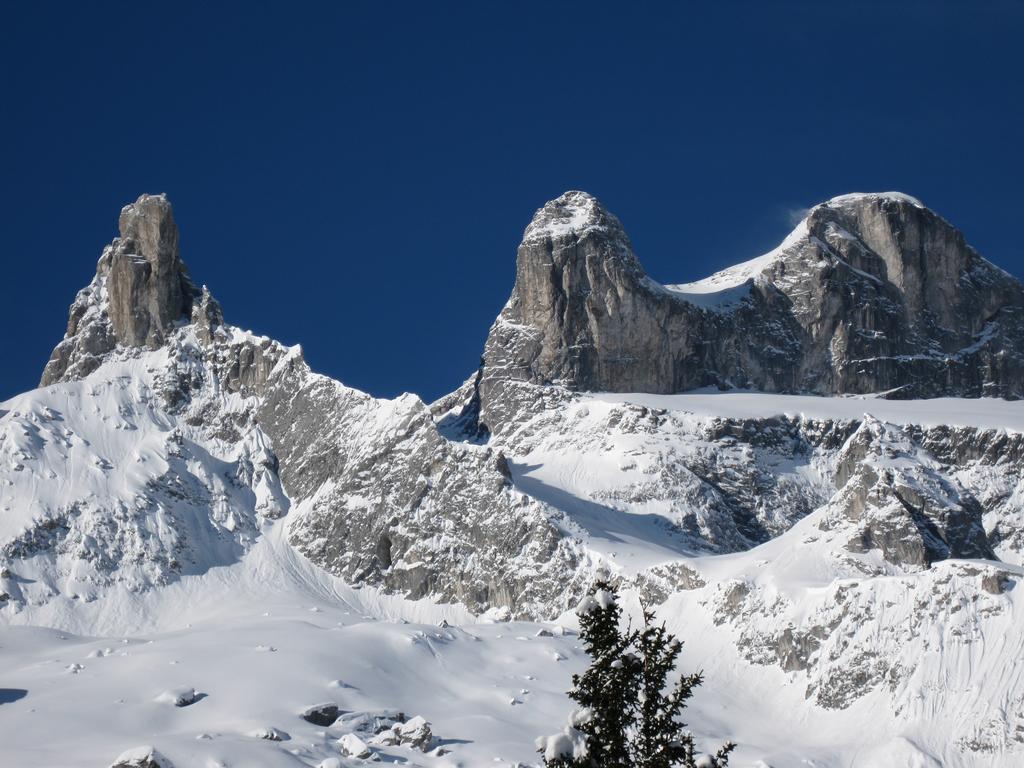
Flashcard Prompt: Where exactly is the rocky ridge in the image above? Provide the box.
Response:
[478,191,1024,432]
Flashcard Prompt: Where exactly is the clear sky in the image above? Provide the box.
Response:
[2,2,1023,402]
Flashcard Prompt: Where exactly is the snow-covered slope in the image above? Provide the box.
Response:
[4,500,1019,768]
[0,337,287,617]
[665,193,927,299]
[664,220,811,301]
[3,191,1024,767]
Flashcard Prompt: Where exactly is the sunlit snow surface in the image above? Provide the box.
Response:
[0,524,594,767]
[661,193,928,311]
[2,373,1024,766]
[664,221,810,301]
[589,389,1024,432]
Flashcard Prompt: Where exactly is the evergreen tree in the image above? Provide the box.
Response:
[566,580,639,768]
[537,583,735,768]
[631,606,734,768]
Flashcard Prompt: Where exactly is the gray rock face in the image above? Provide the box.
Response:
[257,356,586,618]
[40,194,286,402]
[767,195,1024,398]
[478,191,781,430]
[479,191,1024,431]
[108,194,197,348]
[41,194,199,386]
[825,417,994,568]
[109,746,173,768]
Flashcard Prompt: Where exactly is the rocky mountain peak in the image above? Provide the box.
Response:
[477,190,1024,429]
[800,192,991,326]
[105,193,198,348]
[521,190,625,244]
[117,193,179,266]
[514,190,642,302]
[40,194,201,386]
[474,191,653,423]
[40,194,291,405]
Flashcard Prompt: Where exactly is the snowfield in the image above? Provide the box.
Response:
[2,366,1023,766]
[2,515,1018,767]
[0,524,590,768]
[589,389,1024,433]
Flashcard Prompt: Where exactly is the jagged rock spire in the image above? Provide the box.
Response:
[107,193,198,348]
[41,194,200,386]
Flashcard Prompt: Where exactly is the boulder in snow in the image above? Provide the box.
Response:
[336,709,404,735]
[154,687,200,707]
[300,702,341,726]
[110,746,173,768]
[248,726,289,741]
[368,715,434,752]
[338,733,373,759]
[396,716,433,751]
[368,729,400,747]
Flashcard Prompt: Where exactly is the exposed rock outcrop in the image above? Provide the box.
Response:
[300,702,341,726]
[478,191,790,429]
[107,194,197,348]
[826,417,994,568]
[259,355,587,617]
[40,194,286,400]
[479,191,1024,431]
[42,194,200,386]
[109,746,173,768]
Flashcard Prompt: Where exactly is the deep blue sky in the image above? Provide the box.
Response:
[2,2,1023,402]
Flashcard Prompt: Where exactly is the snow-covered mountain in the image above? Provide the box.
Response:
[2,192,1023,767]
